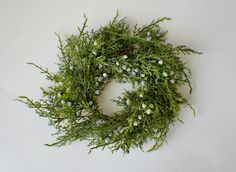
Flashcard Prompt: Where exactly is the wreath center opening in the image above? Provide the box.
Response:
[96,80,134,117]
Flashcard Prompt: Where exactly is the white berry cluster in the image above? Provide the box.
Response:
[133,103,155,127]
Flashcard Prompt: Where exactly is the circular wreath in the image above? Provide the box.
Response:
[18,12,200,153]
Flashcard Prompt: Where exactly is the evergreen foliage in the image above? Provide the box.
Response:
[17,11,201,154]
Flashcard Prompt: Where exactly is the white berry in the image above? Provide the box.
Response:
[158,60,163,65]
[95,90,100,95]
[98,76,103,82]
[132,71,136,76]
[92,50,97,55]
[146,109,152,114]
[103,73,107,77]
[123,55,128,59]
[116,62,120,66]
[146,36,151,41]
[98,64,103,69]
[142,103,146,109]
[134,68,139,73]
[163,72,168,77]
[122,65,127,70]
[149,104,154,109]
[141,81,145,86]
[170,79,175,84]
[133,121,138,126]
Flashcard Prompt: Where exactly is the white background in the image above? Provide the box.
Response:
[0,0,236,171]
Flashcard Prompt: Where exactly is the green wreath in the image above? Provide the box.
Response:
[17,12,200,153]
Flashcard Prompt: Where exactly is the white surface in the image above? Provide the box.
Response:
[0,0,236,172]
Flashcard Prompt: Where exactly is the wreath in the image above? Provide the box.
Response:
[17,12,200,154]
